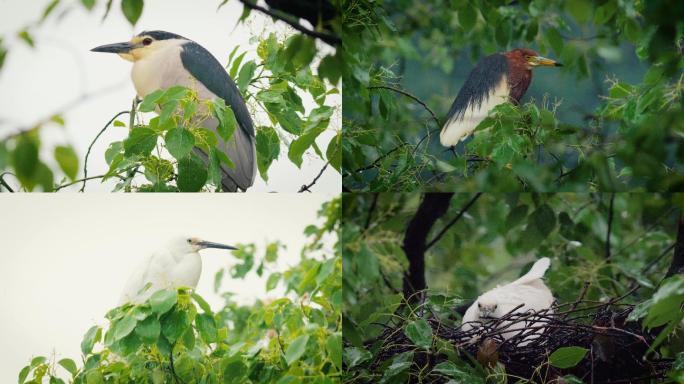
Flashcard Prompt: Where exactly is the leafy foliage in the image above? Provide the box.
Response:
[0,0,341,192]
[342,0,684,191]
[18,197,341,383]
[342,193,684,382]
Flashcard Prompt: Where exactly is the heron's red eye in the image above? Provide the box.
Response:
[142,38,153,46]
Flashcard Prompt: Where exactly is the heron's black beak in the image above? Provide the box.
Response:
[91,41,135,53]
[198,240,238,251]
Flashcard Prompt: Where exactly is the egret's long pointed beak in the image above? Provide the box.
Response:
[198,240,238,250]
[91,41,135,53]
[532,55,563,67]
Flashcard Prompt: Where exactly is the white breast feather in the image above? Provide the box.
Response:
[440,76,510,147]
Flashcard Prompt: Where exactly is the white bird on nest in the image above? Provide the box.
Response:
[461,257,554,344]
[119,236,237,305]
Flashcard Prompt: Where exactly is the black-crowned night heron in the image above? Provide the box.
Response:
[91,31,256,192]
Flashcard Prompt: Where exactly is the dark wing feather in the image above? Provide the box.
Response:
[180,42,255,138]
[445,53,508,122]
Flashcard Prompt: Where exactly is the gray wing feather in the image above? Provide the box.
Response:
[194,116,256,192]
[180,41,256,191]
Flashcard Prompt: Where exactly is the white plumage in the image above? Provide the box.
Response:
[461,257,554,343]
[439,76,510,146]
[119,237,236,305]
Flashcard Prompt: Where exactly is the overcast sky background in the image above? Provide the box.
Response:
[0,0,341,192]
[0,193,333,382]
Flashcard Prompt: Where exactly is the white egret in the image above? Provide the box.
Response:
[119,236,237,304]
[461,257,554,343]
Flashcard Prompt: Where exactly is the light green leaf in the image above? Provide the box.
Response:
[404,319,433,349]
[81,326,101,355]
[196,313,217,344]
[343,347,372,368]
[285,335,309,365]
[255,126,280,180]
[149,289,177,315]
[112,315,137,342]
[237,60,256,93]
[165,127,195,160]
[549,346,588,368]
[54,145,78,180]
[81,0,96,11]
[58,358,78,375]
[124,128,157,156]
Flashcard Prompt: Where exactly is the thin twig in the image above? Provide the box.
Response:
[0,172,16,192]
[169,345,182,384]
[298,161,329,192]
[238,0,341,45]
[367,85,440,127]
[55,174,118,191]
[80,111,129,192]
[426,193,482,250]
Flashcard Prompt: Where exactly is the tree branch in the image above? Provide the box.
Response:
[426,192,482,250]
[298,161,329,192]
[80,111,130,192]
[238,0,341,46]
[0,172,16,192]
[666,210,684,277]
[605,193,615,260]
[402,193,454,299]
[367,85,440,127]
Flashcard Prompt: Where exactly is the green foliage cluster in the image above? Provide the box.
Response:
[0,0,342,192]
[342,193,684,382]
[18,197,341,383]
[342,0,684,192]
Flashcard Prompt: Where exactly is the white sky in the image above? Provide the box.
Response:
[0,0,341,193]
[0,193,334,382]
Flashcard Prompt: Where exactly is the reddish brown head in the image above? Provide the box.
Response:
[503,48,562,102]
[504,48,563,70]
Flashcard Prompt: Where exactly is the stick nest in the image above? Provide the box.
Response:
[352,293,674,383]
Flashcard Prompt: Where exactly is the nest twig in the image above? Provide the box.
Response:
[348,291,674,383]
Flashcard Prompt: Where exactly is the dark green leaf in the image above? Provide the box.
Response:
[237,60,256,93]
[135,316,161,343]
[177,153,208,192]
[255,126,280,181]
[196,313,217,344]
[124,128,157,156]
[121,0,143,25]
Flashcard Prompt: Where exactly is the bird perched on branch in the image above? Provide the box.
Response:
[440,48,562,147]
[91,31,256,192]
[461,257,554,343]
[119,237,237,304]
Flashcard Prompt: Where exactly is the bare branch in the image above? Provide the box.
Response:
[298,161,330,192]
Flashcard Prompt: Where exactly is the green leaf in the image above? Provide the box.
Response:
[343,347,372,368]
[124,128,157,156]
[139,89,165,112]
[81,0,96,11]
[12,135,39,181]
[177,153,208,192]
[112,315,137,342]
[161,310,190,343]
[216,106,237,142]
[432,361,481,381]
[404,319,433,349]
[165,127,195,160]
[237,60,256,93]
[149,289,178,315]
[135,316,161,343]
[191,293,212,313]
[121,0,143,25]
[458,5,477,31]
[58,358,78,376]
[326,132,341,172]
[18,365,30,384]
[318,53,342,85]
[644,275,684,328]
[81,326,101,355]
[326,333,342,370]
[285,335,309,365]
[266,272,281,291]
[565,0,592,23]
[546,28,564,56]
[196,313,217,344]
[255,126,280,181]
[18,30,35,48]
[549,346,588,368]
[54,145,79,181]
